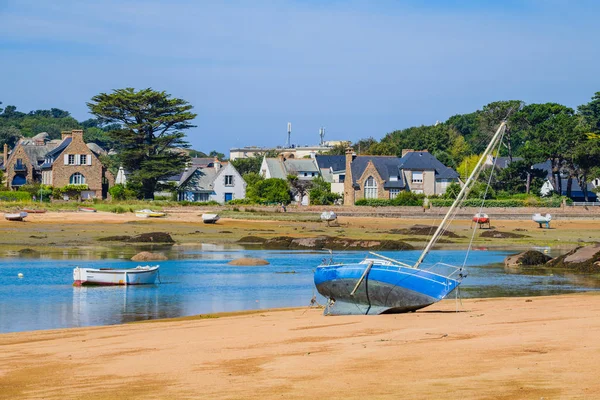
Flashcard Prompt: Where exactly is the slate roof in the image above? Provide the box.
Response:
[315,155,346,172]
[284,158,319,174]
[265,158,287,179]
[191,157,216,167]
[178,166,222,192]
[398,151,460,179]
[350,156,405,189]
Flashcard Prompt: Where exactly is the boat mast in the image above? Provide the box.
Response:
[413,121,507,269]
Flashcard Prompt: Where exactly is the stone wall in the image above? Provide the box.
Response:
[51,130,105,198]
[3,145,35,189]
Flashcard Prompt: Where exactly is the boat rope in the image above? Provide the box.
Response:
[462,127,506,268]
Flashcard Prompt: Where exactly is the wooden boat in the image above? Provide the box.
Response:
[78,207,97,213]
[22,209,47,214]
[532,213,552,228]
[202,213,220,224]
[135,209,166,218]
[472,212,490,229]
[314,121,508,315]
[5,212,28,221]
[73,265,159,286]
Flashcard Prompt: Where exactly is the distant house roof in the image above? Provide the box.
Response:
[284,158,319,174]
[315,155,346,172]
[191,157,217,167]
[264,158,287,179]
[178,166,221,192]
[398,151,460,179]
[350,156,405,189]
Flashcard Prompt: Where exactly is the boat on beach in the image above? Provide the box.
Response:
[78,207,97,213]
[472,212,490,229]
[5,212,28,221]
[314,121,508,315]
[532,213,552,228]
[135,209,166,218]
[202,213,220,224]
[73,265,160,286]
[22,209,47,214]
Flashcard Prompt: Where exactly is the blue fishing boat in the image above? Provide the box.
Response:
[314,122,508,315]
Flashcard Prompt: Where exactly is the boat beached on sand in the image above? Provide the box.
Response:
[73,265,159,286]
[532,213,552,228]
[5,212,28,221]
[314,121,508,315]
[202,213,220,224]
[135,209,166,218]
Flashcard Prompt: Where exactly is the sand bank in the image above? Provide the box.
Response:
[1,293,599,399]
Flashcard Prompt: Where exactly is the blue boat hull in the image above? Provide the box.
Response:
[314,263,462,315]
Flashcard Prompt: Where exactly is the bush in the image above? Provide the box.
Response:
[309,177,341,205]
[110,206,128,214]
[428,196,570,208]
[227,198,255,205]
[354,191,425,207]
[0,191,31,202]
[247,178,291,204]
[108,184,137,201]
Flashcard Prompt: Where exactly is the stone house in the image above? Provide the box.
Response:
[2,130,114,199]
[343,149,460,205]
[177,160,246,204]
[315,155,346,196]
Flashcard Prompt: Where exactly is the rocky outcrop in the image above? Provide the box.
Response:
[546,243,600,272]
[131,252,168,261]
[99,232,175,243]
[481,230,529,239]
[228,257,270,266]
[505,250,552,268]
[248,235,414,251]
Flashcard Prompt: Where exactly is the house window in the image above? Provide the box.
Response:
[364,176,378,199]
[339,174,345,183]
[80,155,87,165]
[224,175,234,186]
[390,189,400,199]
[193,193,210,202]
[304,172,308,177]
[68,155,75,165]
[413,189,424,194]
[412,171,423,183]
[440,178,449,189]
[70,172,86,184]
[390,175,398,182]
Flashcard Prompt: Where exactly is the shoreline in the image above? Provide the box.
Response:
[2,293,599,399]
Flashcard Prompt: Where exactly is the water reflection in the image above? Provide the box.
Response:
[0,248,599,333]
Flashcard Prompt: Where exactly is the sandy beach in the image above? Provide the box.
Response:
[1,293,599,399]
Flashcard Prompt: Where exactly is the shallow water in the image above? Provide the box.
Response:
[1,248,599,333]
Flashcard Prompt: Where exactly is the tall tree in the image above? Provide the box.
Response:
[87,88,197,199]
[0,126,22,149]
[578,91,600,135]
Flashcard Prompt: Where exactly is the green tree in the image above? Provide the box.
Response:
[309,176,340,205]
[0,126,21,149]
[247,178,290,204]
[87,88,197,199]
[242,172,263,186]
[231,154,264,176]
[209,150,225,160]
[578,91,600,134]
[287,174,312,204]
[457,154,480,180]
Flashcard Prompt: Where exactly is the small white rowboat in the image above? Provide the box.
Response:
[135,209,166,218]
[320,211,337,222]
[5,212,28,221]
[202,213,220,224]
[73,265,159,286]
[532,213,552,228]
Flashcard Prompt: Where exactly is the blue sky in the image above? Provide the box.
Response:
[1,0,599,154]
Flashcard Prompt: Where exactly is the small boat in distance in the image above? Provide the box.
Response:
[135,209,166,218]
[320,211,337,221]
[5,212,28,221]
[532,213,552,228]
[73,265,159,286]
[472,212,490,229]
[22,209,47,214]
[78,207,97,213]
[202,213,220,224]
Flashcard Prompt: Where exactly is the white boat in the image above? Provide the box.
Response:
[532,213,552,228]
[202,213,220,224]
[135,209,166,218]
[320,211,337,221]
[73,265,159,286]
[5,212,28,221]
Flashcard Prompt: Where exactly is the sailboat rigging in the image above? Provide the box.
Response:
[313,121,507,315]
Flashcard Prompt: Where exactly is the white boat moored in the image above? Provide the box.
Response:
[202,213,220,224]
[73,265,160,286]
[5,212,28,221]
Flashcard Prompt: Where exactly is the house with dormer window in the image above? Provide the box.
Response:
[177,159,246,203]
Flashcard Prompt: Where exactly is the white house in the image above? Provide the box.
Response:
[178,162,246,203]
[259,155,320,205]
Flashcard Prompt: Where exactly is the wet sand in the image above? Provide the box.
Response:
[1,293,599,399]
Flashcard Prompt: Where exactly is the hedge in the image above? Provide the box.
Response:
[355,192,425,207]
[429,197,570,208]
[0,191,32,202]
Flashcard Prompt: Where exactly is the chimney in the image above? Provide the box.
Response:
[401,149,414,157]
[3,144,7,166]
[344,147,355,206]
[71,129,84,142]
[278,153,286,162]
[213,156,221,171]
[61,131,72,141]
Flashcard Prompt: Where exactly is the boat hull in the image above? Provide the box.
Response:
[73,266,159,286]
[314,263,461,315]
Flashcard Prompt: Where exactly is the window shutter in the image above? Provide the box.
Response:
[64,154,69,165]
[75,155,80,165]
[87,155,92,165]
